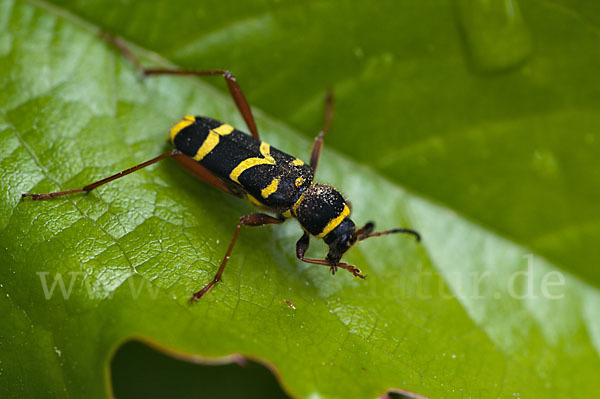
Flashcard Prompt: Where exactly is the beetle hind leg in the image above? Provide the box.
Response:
[22,150,180,200]
[100,32,260,140]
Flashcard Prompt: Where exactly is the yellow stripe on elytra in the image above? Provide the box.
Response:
[291,192,306,216]
[295,177,305,187]
[316,204,350,238]
[230,142,276,184]
[193,131,219,161]
[261,178,279,199]
[292,158,304,166]
[169,115,195,143]
[246,194,263,207]
[213,124,234,135]
[192,124,236,161]
[281,209,292,218]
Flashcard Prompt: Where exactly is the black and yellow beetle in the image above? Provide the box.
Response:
[22,33,421,302]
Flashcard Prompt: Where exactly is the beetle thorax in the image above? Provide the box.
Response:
[294,184,352,238]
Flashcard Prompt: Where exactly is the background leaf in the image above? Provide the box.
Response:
[1,0,599,398]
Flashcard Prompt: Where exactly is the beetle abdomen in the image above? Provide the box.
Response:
[170,116,313,211]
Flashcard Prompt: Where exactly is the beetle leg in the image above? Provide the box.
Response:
[22,150,180,200]
[309,90,334,173]
[190,213,284,301]
[295,232,365,279]
[101,32,260,140]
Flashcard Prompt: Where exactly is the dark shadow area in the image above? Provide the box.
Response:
[111,340,289,399]
[386,393,415,399]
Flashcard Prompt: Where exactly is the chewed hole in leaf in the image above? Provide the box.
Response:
[111,340,289,399]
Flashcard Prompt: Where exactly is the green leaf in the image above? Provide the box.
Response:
[45,0,600,287]
[1,0,599,398]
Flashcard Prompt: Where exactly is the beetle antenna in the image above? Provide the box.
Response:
[355,222,421,242]
[353,221,374,237]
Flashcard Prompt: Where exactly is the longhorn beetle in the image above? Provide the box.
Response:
[22,33,421,302]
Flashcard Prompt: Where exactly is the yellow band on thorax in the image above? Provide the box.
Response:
[315,204,350,238]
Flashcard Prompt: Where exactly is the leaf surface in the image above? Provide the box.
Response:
[1,0,599,398]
